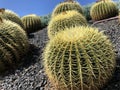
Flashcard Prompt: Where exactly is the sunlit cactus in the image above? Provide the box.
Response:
[90,0,119,21]
[48,10,87,39]
[44,26,116,90]
[52,1,83,17]
[64,0,75,2]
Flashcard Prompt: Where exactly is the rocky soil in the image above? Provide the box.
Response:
[0,18,120,90]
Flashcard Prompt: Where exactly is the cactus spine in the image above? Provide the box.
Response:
[0,18,29,73]
[0,8,24,28]
[48,11,87,39]
[21,14,41,34]
[52,1,83,17]
[44,26,116,90]
[90,0,119,21]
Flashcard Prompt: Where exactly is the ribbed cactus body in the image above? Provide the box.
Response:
[21,14,41,34]
[44,26,116,90]
[48,11,87,39]
[0,9,24,28]
[0,19,29,73]
[90,0,119,21]
[52,1,83,17]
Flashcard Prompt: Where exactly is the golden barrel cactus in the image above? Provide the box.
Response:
[0,18,29,73]
[52,1,83,17]
[90,0,119,21]
[48,11,87,39]
[44,26,116,90]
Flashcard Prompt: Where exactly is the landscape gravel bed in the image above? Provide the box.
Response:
[0,28,49,90]
[0,18,120,90]
[92,18,120,90]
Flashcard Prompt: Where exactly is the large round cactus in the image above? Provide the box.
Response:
[43,26,116,90]
[0,18,29,73]
[0,8,24,28]
[48,10,87,39]
[21,14,41,34]
[52,1,83,17]
[90,0,119,21]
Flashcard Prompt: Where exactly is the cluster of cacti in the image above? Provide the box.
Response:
[21,14,41,34]
[0,18,29,73]
[0,8,24,28]
[48,10,87,39]
[52,1,83,17]
[90,0,119,21]
[43,0,118,90]
[43,26,116,90]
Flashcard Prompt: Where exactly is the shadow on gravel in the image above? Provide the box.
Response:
[101,56,120,90]
[0,44,41,77]
[28,33,35,38]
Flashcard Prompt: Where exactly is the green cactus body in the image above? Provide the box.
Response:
[21,14,41,34]
[0,8,24,28]
[90,0,119,21]
[44,26,116,90]
[0,46,13,72]
[0,19,29,73]
[48,11,87,39]
[52,1,83,17]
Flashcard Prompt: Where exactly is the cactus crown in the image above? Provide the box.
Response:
[64,0,75,2]
[96,0,111,2]
[52,1,83,17]
[0,8,5,14]
[48,10,87,39]
[25,14,37,17]
[0,8,24,28]
[52,10,83,21]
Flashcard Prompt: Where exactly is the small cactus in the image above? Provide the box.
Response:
[0,18,29,73]
[48,10,87,39]
[21,14,41,34]
[43,26,116,90]
[0,8,24,28]
[90,0,119,21]
[52,1,83,17]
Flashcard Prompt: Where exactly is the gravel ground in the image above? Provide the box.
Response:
[0,28,49,90]
[92,18,120,90]
[0,18,120,90]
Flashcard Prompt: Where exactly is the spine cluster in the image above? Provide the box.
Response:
[48,10,87,39]
[44,26,116,90]
[0,19,29,73]
[44,0,117,90]
[21,14,41,34]
[90,0,119,21]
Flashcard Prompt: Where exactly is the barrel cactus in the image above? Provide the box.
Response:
[21,14,41,34]
[43,26,116,90]
[52,1,83,17]
[0,8,24,28]
[90,0,119,21]
[0,18,29,73]
[48,10,87,39]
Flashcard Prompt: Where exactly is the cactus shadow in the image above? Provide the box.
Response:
[100,56,120,90]
[0,44,41,77]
